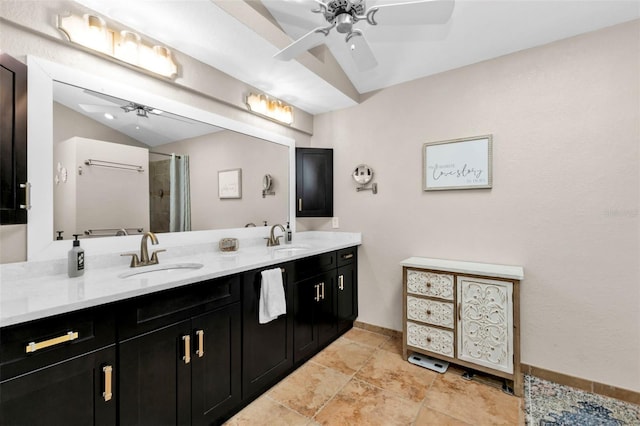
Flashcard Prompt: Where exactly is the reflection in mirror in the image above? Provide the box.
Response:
[52,81,289,241]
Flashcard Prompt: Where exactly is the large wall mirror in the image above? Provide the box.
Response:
[28,56,295,260]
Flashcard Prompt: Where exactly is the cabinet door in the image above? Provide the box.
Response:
[191,303,241,426]
[317,274,338,347]
[242,267,293,400]
[456,276,514,374]
[0,53,28,224]
[293,270,335,363]
[0,346,116,426]
[296,148,333,217]
[119,320,192,426]
[336,263,358,334]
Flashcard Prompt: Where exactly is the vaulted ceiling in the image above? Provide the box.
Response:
[75,0,639,115]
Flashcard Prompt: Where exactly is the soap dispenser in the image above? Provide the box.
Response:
[285,222,292,244]
[68,234,85,278]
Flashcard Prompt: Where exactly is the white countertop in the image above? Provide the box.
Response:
[0,232,361,328]
[400,257,524,280]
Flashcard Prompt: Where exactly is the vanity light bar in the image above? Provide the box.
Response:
[245,92,294,125]
[57,13,178,78]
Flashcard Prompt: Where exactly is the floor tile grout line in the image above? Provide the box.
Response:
[263,394,316,423]
[309,337,385,421]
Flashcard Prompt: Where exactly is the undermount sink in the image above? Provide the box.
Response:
[118,262,204,279]
[273,245,310,253]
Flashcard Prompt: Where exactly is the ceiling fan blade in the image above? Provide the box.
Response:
[274,27,329,61]
[346,31,377,71]
[367,0,455,26]
[78,104,123,114]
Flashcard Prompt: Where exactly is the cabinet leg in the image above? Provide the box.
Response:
[461,371,474,381]
[502,380,514,396]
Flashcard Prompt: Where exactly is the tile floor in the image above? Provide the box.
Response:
[225,327,523,425]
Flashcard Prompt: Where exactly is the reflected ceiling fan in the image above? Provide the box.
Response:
[274,0,455,71]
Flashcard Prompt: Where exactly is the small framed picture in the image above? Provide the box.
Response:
[423,135,493,191]
[218,168,242,199]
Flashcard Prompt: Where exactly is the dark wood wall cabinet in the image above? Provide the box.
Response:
[296,148,333,217]
[0,53,28,224]
[0,247,358,425]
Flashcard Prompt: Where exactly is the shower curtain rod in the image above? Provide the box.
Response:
[150,151,182,159]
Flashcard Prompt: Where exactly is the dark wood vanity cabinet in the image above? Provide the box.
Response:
[0,307,117,426]
[296,148,333,217]
[0,247,358,425]
[241,264,295,400]
[118,275,242,426]
[0,53,28,224]
[292,248,358,364]
[336,247,358,334]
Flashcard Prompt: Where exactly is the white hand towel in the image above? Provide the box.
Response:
[259,268,286,324]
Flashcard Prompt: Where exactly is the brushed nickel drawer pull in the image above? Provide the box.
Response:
[19,182,31,210]
[339,275,344,290]
[341,253,354,260]
[182,335,191,364]
[196,330,205,358]
[102,365,113,402]
[25,331,79,353]
[314,284,320,302]
[320,282,325,300]
[298,198,303,211]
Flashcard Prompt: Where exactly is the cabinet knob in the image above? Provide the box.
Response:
[426,337,432,343]
[426,282,431,288]
[426,310,431,315]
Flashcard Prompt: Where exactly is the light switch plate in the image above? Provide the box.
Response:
[332,217,339,228]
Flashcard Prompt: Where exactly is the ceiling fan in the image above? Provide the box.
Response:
[273,0,455,71]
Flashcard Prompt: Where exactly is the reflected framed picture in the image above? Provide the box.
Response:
[423,135,493,191]
[218,168,242,199]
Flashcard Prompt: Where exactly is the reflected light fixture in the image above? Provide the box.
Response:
[245,92,293,125]
[57,12,178,79]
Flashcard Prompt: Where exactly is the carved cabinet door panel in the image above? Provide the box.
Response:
[456,276,514,374]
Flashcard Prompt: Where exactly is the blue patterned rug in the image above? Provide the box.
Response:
[524,375,640,425]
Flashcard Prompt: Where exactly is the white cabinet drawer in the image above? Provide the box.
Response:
[406,296,454,328]
[406,321,454,357]
[406,270,454,300]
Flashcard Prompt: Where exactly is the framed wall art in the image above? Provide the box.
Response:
[423,135,493,191]
[218,168,242,199]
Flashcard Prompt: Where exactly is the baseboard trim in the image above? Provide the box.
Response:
[521,363,640,406]
[353,321,401,338]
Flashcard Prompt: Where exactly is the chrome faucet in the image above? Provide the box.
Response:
[265,224,286,247]
[121,231,165,267]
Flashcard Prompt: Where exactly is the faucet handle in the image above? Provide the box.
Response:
[121,252,140,267]
[150,249,166,264]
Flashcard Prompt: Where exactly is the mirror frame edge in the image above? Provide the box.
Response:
[27,56,296,261]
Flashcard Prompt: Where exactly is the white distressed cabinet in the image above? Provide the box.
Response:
[401,257,524,396]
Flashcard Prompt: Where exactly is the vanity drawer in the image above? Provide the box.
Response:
[406,321,454,358]
[0,306,116,380]
[336,246,357,267]
[118,274,240,339]
[290,252,336,282]
[406,269,454,300]
[406,296,454,329]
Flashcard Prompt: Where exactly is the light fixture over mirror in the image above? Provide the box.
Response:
[57,13,178,78]
[245,92,294,125]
